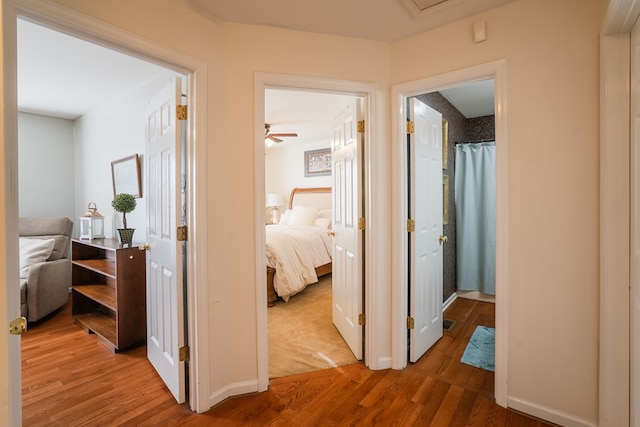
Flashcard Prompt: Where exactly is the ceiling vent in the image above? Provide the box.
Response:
[399,0,464,18]
[413,0,448,9]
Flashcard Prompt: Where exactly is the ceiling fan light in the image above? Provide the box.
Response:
[265,138,274,148]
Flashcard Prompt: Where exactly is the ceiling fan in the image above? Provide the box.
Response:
[265,123,298,144]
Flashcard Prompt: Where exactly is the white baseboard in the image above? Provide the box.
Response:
[209,379,259,408]
[457,290,496,303]
[507,396,597,427]
[443,292,457,312]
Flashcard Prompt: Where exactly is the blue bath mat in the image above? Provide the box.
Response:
[461,326,495,372]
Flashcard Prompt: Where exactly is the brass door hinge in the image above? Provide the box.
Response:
[176,105,188,120]
[407,316,415,330]
[177,225,188,241]
[9,317,27,335]
[407,219,415,232]
[359,313,366,326]
[357,120,365,133]
[407,121,415,134]
[358,218,366,230]
[179,345,190,362]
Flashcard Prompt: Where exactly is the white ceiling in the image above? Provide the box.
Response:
[188,0,516,42]
[17,18,171,120]
[440,80,494,118]
[265,89,356,146]
[17,1,496,136]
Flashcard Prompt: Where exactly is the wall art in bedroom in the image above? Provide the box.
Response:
[111,154,142,198]
[304,148,332,177]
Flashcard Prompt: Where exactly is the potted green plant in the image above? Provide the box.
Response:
[112,193,137,246]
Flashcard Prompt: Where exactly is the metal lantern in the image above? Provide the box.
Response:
[79,202,105,240]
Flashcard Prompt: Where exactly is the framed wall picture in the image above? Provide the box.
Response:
[111,154,142,197]
[304,148,332,177]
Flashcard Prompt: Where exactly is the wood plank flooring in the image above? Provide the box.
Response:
[22,297,554,426]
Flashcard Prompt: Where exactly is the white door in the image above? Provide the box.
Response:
[145,78,186,403]
[631,17,640,426]
[409,98,443,363]
[331,98,363,360]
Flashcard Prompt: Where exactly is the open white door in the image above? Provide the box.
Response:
[408,98,443,363]
[331,98,363,360]
[144,78,186,403]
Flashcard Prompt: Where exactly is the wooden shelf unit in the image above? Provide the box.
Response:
[71,238,146,352]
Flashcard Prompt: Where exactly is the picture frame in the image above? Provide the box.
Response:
[111,154,142,198]
[304,148,332,177]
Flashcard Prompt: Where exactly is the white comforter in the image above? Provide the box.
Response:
[266,224,332,301]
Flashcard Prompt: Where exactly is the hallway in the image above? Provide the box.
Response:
[21,297,551,425]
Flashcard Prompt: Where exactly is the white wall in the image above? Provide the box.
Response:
[224,22,391,393]
[265,139,332,207]
[390,0,602,423]
[18,68,177,244]
[73,68,179,242]
[29,0,602,424]
[18,112,75,224]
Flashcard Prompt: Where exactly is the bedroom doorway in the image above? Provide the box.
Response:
[14,12,205,413]
[263,88,364,378]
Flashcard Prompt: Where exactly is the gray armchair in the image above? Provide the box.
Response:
[19,217,73,322]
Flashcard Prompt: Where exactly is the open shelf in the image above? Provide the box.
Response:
[72,285,116,311]
[74,311,117,345]
[72,259,116,278]
[71,238,146,352]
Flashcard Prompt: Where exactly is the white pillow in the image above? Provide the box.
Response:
[318,209,332,219]
[289,205,318,226]
[313,217,331,229]
[279,209,292,225]
[19,237,55,279]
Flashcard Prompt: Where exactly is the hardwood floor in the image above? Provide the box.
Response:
[22,297,554,426]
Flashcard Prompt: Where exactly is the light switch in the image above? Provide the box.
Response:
[474,20,487,43]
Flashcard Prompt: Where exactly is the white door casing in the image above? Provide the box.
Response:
[408,98,443,362]
[332,98,364,360]
[631,17,640,426]
[145,78,186,403]
[2,1,20,424]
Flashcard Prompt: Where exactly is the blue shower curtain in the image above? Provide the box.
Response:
[455,141,496,295]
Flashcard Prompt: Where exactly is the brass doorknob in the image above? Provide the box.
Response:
[439,235,448,244]
[139,243,150,251]
[327,230,336,237]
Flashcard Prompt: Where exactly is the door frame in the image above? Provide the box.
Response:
[600,1,640,425]
[254,73,387,390]
[7,0,211,414]
[390,59,508,406]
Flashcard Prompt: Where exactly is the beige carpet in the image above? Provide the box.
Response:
[268,274,359,378]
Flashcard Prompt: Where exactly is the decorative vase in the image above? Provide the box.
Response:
[117,228,135,247]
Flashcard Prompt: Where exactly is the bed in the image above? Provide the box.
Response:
[266,187,332,306]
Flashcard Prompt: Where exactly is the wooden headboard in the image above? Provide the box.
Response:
[288,187,332,210]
